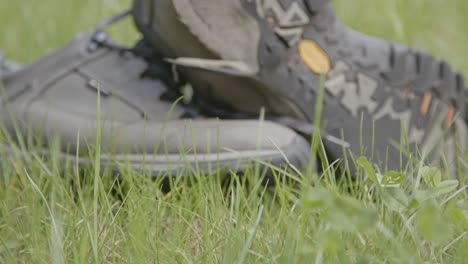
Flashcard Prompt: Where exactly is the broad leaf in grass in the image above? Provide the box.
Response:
[382,171,405,186]
[433,180,459,197]
[420,166,441,187]
[416,202,453,245]
[415,180,459,202]
[447,208,468,230]
[328,195,378,232]
[303,188,377,232]
[381,187,410,212]
[302,188,332,211]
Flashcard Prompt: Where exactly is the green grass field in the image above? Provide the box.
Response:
[1,0,468,263]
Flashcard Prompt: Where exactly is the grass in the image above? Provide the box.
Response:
[1,0,468,263]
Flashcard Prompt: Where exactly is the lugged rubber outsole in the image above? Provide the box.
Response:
[0,134,311,178]
[133,0,467,170]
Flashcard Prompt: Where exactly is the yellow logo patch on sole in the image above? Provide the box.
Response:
[298,40,331,74]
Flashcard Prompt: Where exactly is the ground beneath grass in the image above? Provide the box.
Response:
[0,0,467,263]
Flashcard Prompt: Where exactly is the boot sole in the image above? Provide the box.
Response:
[1,135,311,178]
[133,0,467,169]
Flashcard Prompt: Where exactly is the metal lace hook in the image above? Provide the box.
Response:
[87,9,133,53]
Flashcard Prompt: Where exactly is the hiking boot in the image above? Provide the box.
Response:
[0,13,310,177]
[133,0,467,171]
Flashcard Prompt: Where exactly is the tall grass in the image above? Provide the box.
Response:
[0,0,467,263]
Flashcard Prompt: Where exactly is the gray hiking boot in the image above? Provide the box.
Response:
[0,13,310,177]
[133,0,467,171]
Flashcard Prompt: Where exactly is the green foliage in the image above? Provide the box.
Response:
[0,0,468,263]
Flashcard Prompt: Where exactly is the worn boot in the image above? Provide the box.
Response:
[133,0,467,171]
[0,12,310,177]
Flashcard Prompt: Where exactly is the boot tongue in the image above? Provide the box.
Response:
[304,0,330,13]
[172,0,261,73]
